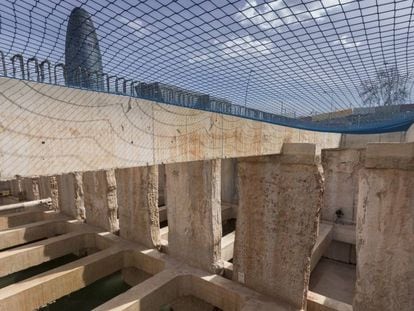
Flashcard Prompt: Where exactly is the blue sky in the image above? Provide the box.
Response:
[0,0,413,117]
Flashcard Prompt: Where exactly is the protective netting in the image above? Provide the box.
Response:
[1,0,414,133]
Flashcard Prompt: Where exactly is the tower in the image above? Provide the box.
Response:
[65,7,104,90]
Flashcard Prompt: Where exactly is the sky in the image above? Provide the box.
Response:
[0,0,413,117]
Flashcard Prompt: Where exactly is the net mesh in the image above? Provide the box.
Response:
[1,0,414,133]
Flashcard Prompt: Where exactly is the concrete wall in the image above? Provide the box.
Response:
[340,132,405,148]
[0,77,341,178]
[321,148,364,223]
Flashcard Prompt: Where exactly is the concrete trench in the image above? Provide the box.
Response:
[0,142,412,311]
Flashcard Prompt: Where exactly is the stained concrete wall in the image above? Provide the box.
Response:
[340,132,405,148]
[321,148,365,223]
[354,143,414,311]
[57,172,85,220]
[82,169,119,232]
[233,144,322,310]
[115,166,161,248]
[165,159,222,273]
[0,77,341,178]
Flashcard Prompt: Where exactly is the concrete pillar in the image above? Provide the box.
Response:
[221,158,238,205]
[353,143,414,311]
[166,159,222,273]
[83,169,119,232]
[57,172,85,220]
[115,166,161,248]
[39,176,59,210]
[10,177,23,200]
[233,143,322,310]
[22,176,40,201]
[158,164,166,207]
[321,148,364,222]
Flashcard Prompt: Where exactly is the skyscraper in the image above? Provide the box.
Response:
[65,7,104,90]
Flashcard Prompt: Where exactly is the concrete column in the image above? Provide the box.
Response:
[22,176,40,201]
[166,159,222,273]
[57,172,85,220]
[83,169,119,232]
[39,176,59,210]
[354,143,414,311]
[10,177,23,200]
[321,148,364,222]
[233,143,322,310]
[221,158,238,205]
[158,164,166,207]
[115,166,161,248]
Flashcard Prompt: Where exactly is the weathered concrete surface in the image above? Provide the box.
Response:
[22,177,40,201]
[115,166,161,249]
[233,145,322,309]
[39,175,59,210]
[0,77,342,178]
[340,132,405,148]
[57,172,85,220]
[354,143,414,311]
[321,148,364,223]
[166,159,222,273]
[83,170,119,232]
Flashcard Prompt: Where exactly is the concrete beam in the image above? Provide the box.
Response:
[0,247,124,311]
[221,231,235,262]
[166,159,222,273]
[83,170,119,232]
[233,145,322,310]
[115,166,161,249]
[311,222,333,272]
[0,210,60,230]
[0,231,89,277]
[0,218,68,250]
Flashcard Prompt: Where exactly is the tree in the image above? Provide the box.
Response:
[359,66,411,106]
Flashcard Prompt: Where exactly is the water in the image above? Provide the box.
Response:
[39,271,131,310]
[0,254,80,289]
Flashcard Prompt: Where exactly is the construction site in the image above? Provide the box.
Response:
[0,1,413,310]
